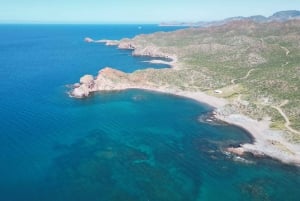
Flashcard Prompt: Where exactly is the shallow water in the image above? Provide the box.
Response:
[0,25,299,201]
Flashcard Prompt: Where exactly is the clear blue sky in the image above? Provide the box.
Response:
[0,0,299,23]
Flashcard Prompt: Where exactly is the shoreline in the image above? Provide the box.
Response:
[119,87,300,166]
[72,83,300,166]
[74,37,300,166]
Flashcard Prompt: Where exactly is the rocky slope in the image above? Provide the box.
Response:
[71,19,300,165]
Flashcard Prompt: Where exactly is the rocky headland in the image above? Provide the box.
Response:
[72,20,300,166]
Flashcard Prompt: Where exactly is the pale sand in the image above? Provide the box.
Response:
[217,114,300,165]
[142,60,173,66]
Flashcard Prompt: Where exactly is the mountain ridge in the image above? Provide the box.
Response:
[160,10,300,27]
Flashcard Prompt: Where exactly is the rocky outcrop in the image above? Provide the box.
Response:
[80,75,94,84]
[118,40,177,63]
[71,68,140,98]
[89,38,176,63]
[118,40,136,49]
[132,46,171,58]
[84,37,94,43]
[71,74,95,97]
[97,39,120,46]
[84,38,120,45]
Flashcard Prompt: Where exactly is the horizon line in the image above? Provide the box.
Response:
[0,20,162,25]
[1,9,299,25]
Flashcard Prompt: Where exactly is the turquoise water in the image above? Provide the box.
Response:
[0,25,299,201]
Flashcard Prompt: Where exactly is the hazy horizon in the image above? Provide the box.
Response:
[0,0,300,24]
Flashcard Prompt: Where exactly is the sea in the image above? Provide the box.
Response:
[0,24,299,201]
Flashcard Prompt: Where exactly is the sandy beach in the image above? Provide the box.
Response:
[72,81,300,166]
[134,86,300,166]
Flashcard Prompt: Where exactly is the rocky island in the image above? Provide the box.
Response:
[71,19,300,166]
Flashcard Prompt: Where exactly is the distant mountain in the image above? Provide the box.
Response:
[160,10,300,27]
[269,10,300,21]
[224,15,263,23]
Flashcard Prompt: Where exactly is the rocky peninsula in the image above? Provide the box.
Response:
[72,20,300,166]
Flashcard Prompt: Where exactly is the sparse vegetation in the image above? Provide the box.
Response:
[124,20,300,139]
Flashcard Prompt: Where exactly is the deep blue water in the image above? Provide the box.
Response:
[0,25,299,201]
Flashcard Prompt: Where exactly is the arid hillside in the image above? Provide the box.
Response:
[118,20,300,140]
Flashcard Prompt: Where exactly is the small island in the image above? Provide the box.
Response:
[72,19,300,166]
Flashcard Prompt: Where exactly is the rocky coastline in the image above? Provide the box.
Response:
[71,37,300,166]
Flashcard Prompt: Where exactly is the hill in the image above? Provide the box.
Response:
[126,20,300,134]
[72,19,300,165]
[160,10,300,27]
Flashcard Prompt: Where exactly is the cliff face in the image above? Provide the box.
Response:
[71,68,142,98]
[72,20,300,131]
[70,19,300,165]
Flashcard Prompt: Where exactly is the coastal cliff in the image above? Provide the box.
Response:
[72,20,300,166]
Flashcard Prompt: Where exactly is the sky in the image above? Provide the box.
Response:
[0,0,299,24]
